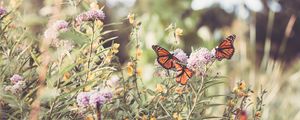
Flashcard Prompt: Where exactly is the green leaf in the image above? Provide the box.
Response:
[59,29,89,45]
[99,36,118,46]
[59,64,76,75]
[30,51,40,66]
[205,94,230,99]
[58,80,95,99]
[146,89,156,96]
[202,116,228,119]
[202,81,224,90]
[203,103,226,108]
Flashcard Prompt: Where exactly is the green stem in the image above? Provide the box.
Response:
[133,26,141,99]
[187,67,207,120]
[159,102,172,118]
[85,22,95,83]
[48,98,58,119]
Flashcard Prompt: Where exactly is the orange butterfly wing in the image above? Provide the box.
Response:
[152,45,193,85]
[152,45,170,56]
[159,57,174,69]
[152,45,179,69]
[215,35,236,61]
[174,62,193,85]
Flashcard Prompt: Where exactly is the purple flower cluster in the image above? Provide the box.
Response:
[76,92,91,107]
[44,20,69,40]
[75,10,105,25]
[44,28,59,41]
[154,47,215,77]
[0,8,6,16]
[76,88,113,108]
[43,20,71,48]
[187,48,214,74]
[100,88,113,101]
[10,74,23,84]
[5,74,26,94]
[53,20,69,32]
[90,92,106,107]
[172,49,188,63]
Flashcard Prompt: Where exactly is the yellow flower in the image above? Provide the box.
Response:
[112,43,120,54]
[136,47,143,59]
[63,72,71,81]
[84,73,96,91]
[233,87,240,94]
[175,28,183,36]
[173,113,178,119]
[238,81,246,90]
[85,114,94,120]
[137,67,142,76]
[87,72,95,81]
[127,62,134,76]
[113,43,120,48]
[156,84,165,93]
[150,115,156,120]
[255,111,261,118]
[90,2,99,10]
[95,20,103,28]
[104,53,113,64]
[127,13,135,24]
[105,43,119,63]
[84,85,92,92]
[233,87,246,97]
[227,99,235,107]
[173,112,182,120]
[142,114,147,120]
[175,86,184,95]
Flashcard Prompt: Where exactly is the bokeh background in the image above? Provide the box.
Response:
[3,0,300,119]
[104,1,300,119]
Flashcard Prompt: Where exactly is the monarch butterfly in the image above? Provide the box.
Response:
[174,62,193,85]
[215,34,236,61]
[152,45,179,69]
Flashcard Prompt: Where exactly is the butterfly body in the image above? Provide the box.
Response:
[215,34,236,61]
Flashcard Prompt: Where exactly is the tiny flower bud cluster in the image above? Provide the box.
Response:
[0,8,7,16]
[77,88,113,108]
[5,74,26,94]
[76,10,105,25]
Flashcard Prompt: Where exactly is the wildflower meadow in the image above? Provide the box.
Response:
[1,0,300,120]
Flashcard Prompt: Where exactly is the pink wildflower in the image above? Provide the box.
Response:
[90,91,106,107]
[76,10,105,25]
[187,48,214,73]
[77,92,91,107]
[171,49,188,63]
[10,74,23,84]
[0,8,6,16]
[52,20,69,32]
